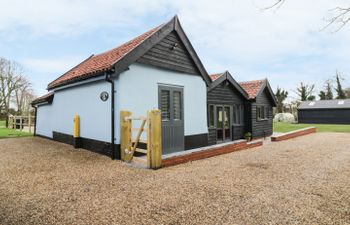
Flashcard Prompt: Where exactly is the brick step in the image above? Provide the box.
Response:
[162,140,263,168]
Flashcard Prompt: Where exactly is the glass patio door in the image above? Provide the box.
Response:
[216,105,231,143]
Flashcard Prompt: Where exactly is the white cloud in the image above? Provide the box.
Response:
[20,56,87,96]
[167,0,350,97]
[2,0,350,98]
[0,0,169,36]
[21,56,84,74]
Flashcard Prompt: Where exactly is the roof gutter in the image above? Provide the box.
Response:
[105,70,118,160]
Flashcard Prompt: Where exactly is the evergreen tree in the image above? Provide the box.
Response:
[319,91,326,100]
[325,80,333,100]
[307,95,316,101]
[275,87,288,113]
[335,71,346,99]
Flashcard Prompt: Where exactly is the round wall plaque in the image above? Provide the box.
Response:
[100,91,109,101]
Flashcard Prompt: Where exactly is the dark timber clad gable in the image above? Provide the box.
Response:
[112,16,211,85]
[207,83,246,144]
[137,31,200,75]
[207,72,249,145]
[249,88,274,138]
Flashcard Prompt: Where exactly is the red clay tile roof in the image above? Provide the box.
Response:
[209,73,224,81]
[32,92,54,105]
[48,24,164,90]
[239,80,265,99]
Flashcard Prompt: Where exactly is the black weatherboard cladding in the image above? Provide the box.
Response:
[249,89,274,138]
[207,82,246,144]
[298,109,350,124]
[137,31,200,75]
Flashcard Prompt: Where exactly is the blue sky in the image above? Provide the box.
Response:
[1,0,349,101]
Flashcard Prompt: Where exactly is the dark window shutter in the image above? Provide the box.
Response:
[173,91,182,120]
[161,90,170,121]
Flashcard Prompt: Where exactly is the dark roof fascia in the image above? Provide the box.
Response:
[50,74,110,92]
[207,72,225,90]
[173,16,211,86]
[208,71,249,100]
[256,79,277,107]
[47,70,110,91]
[31,93,54,106]
[225,71,249,100]
[112,16,211,86]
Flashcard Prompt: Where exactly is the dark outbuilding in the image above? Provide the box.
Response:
[239,79,277,139]
[298,99,350,124]
[208,73,277,143]
[207,71,249,145]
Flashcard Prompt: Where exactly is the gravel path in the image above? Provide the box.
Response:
[0,133,349,225]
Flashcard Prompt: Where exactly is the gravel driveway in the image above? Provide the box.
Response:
[0,133,349,225]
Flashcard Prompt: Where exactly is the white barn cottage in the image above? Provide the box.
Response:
[32,16,211,159]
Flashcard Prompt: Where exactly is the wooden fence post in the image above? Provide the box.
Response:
[120,110,132,161]
[20,117,23,131]
[28,114,32,133]
[147,109,162,169]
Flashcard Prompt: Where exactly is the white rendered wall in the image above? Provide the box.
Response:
[36,80,111,142]
[36,104,54,137]
[36,63,208,144]
[115,63,208,143]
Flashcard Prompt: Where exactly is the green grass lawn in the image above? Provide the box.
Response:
[274,122,350,133]
[0,120,33,139]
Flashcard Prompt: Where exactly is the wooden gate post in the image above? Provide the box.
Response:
[120,110,132,161]
[28,114,32,133]
[73,114,81,148]
[147,109,162,169]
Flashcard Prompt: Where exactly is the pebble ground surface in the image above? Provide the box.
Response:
[0,133,349,225]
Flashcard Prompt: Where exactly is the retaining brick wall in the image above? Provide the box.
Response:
[162,140,263,168]
[271,127,316,142]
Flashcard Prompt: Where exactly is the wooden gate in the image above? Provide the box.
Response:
[120,109,162,169]
[8,115,35,133]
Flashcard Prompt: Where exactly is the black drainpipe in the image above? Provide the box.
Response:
[105,71,117,160]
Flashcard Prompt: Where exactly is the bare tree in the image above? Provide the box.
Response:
[13,76,33,114]
[0,57,28,126]
[17,88,36,114]
[262,0,285,10]
[263,0,350,31]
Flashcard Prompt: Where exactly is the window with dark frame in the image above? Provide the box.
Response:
[233,105,237,124]
[208,105,214,127]
[208,104,245,127]
[233,104,244,125]
[257,105,268,121]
